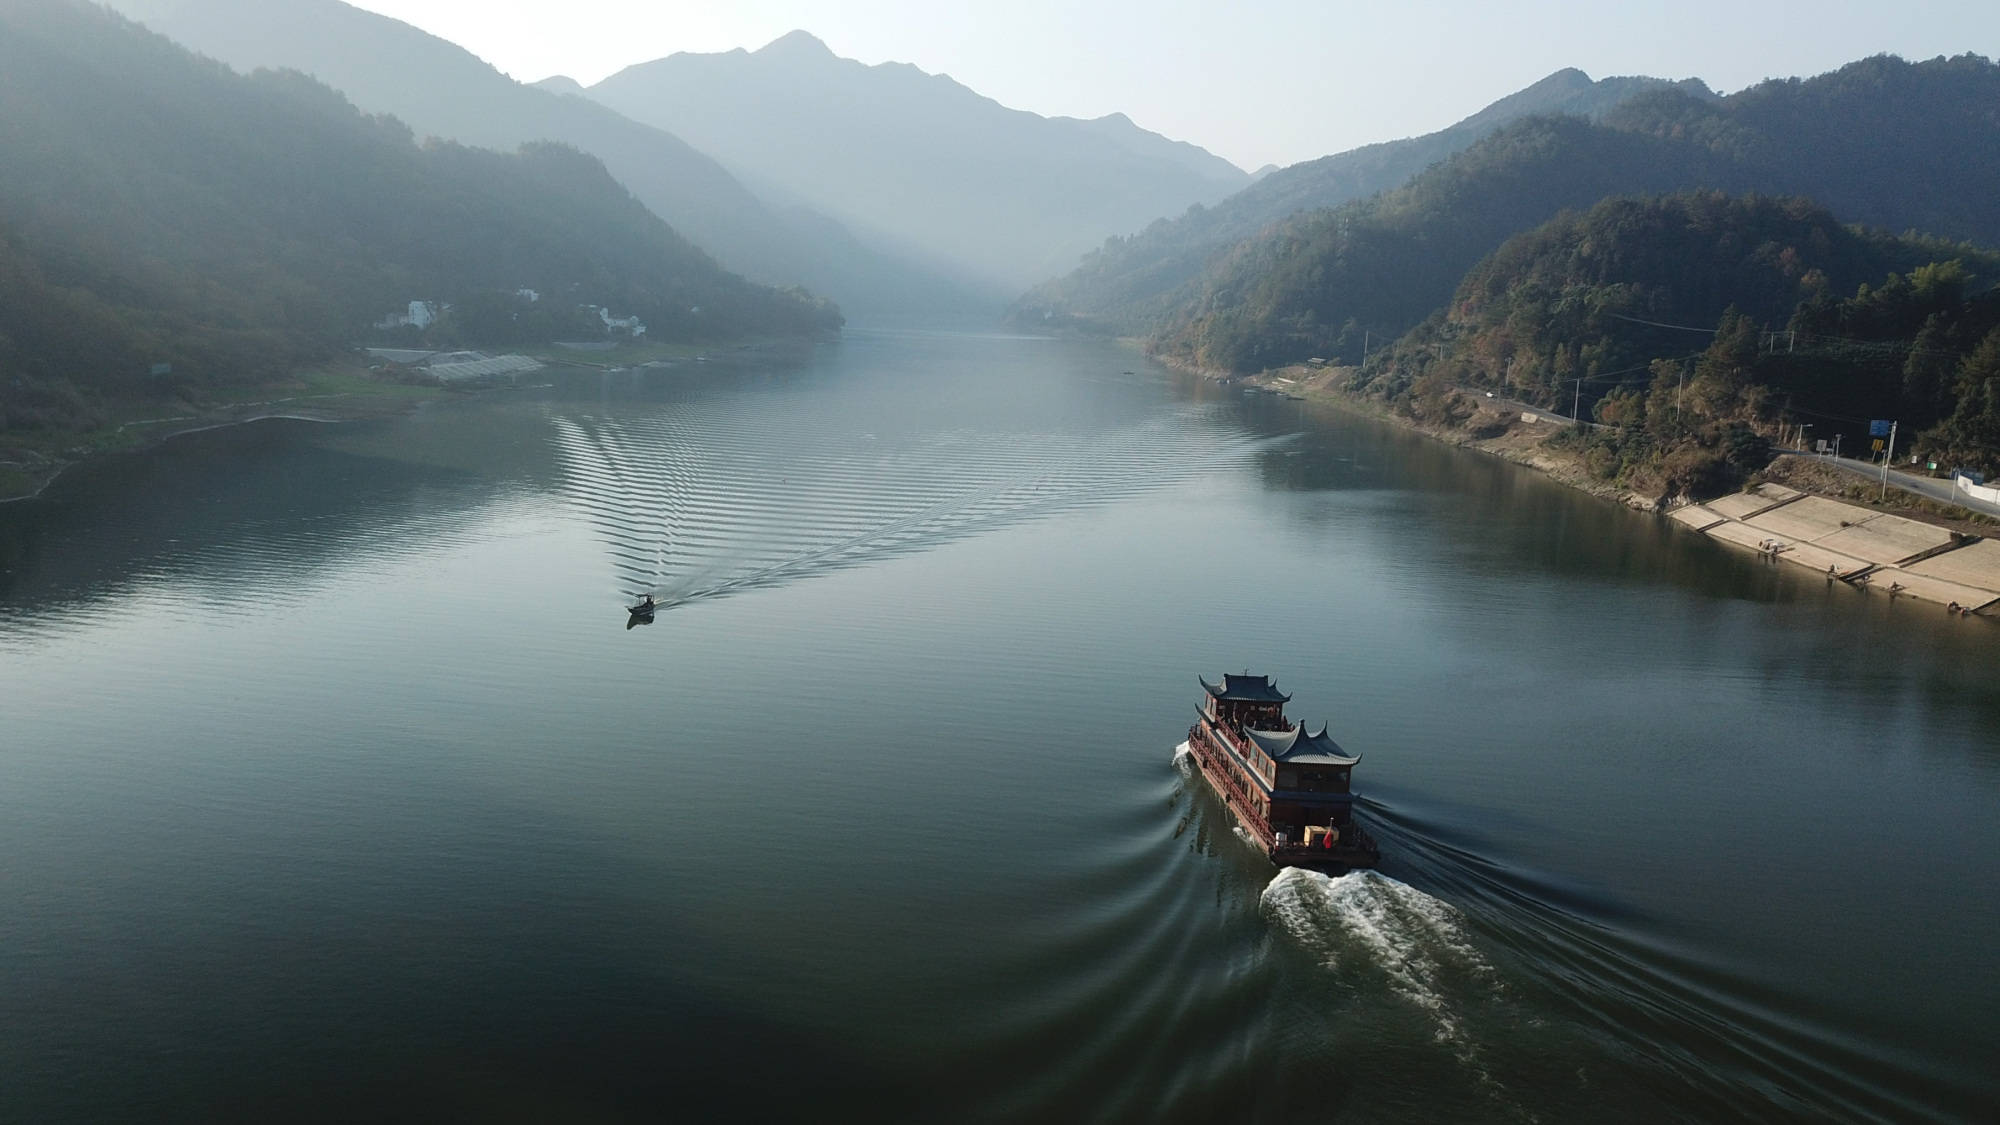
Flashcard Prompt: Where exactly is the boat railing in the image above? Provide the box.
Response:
[1193,721,1259,779]
[1186,724,1276,847]
[1208,721,1263,768]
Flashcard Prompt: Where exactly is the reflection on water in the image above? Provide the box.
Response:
[0,419,507,618]
[1,328,1996,1123]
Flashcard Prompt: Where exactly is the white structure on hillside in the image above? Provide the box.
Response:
[374,300,441,330]
[588,305,647,337]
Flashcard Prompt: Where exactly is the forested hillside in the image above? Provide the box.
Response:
[1149,116,1742,372]
[1013,68,1708,331]
[1027,54,2000,381]
[0,0,838,432]
[1365,193,2000,495]
[1602,53,2000,248]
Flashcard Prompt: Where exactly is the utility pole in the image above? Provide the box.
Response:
[1573,378,1582,424]
[1880,421,1898,500]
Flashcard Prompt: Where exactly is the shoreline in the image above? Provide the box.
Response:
[1154,352,1654,509]
[1159,353,2000,613]
[0,334,822,504]
[0,388,437,505]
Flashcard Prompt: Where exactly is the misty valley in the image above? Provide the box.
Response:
[3,3,1998,1122]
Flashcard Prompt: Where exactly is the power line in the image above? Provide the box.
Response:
[1602,312,1721,334]
[1577,351,1706,384]
[1783,403,1881,426]
[1595,315,1971,362]
[1790,331,1969,361]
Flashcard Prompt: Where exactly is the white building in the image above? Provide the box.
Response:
[374,300,441,330]
[589,305,647,337]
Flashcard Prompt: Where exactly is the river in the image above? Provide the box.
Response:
[1,327,1994,1123]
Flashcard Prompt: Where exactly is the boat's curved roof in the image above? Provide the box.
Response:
[1201,673,1291,703]
[1240,723,1359,766]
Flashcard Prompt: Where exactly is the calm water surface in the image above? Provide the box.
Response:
[2,328,1995,1123]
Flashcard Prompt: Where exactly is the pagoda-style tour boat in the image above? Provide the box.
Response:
[1185,673,1379,871]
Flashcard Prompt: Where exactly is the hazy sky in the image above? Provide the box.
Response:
[346,0,1998,171]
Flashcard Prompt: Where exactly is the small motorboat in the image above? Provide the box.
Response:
[626,597,658,629]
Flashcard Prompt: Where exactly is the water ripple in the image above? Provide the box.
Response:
[551,404,1271,610]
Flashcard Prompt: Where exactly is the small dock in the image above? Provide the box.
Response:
[1670,484,2000,611]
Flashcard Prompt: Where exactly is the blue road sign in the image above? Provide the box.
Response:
[1869,419,1891,437]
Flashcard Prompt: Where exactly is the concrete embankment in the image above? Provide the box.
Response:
[1669,483,2000,612]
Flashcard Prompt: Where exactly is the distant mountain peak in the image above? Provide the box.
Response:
[533,74,586,97]
[586,34,1250,290]
[757,29,833,59]
[1452,66,1695,136]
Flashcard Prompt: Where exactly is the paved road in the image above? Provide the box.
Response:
[1455,386,1997,519]
[1773,450,2000,519]
[1459,388,1602,429]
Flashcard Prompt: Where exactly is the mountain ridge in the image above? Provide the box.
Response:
[585,31,1251,292]
[1019,53,2000,381]
[1014,66,1712,333]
